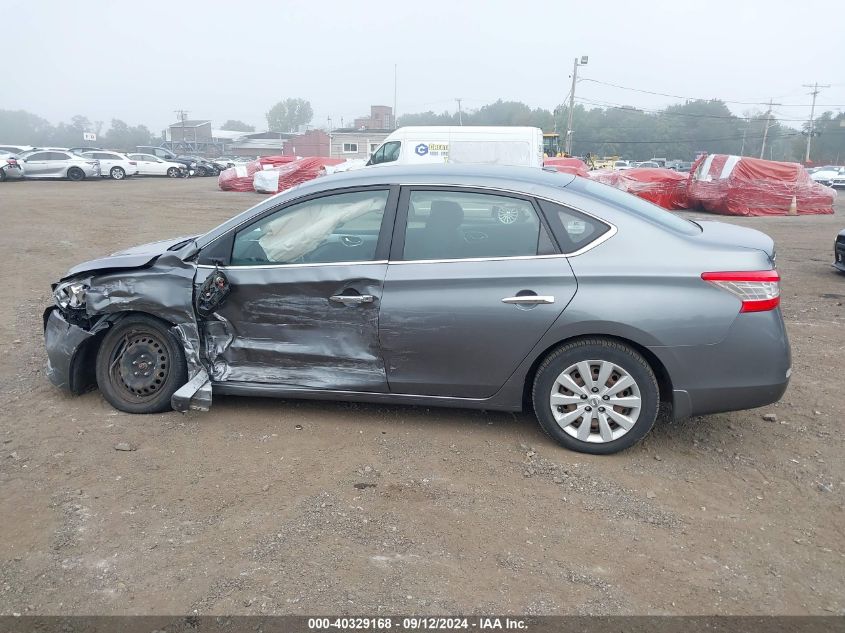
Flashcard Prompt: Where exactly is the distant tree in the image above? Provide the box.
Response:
[220,119,255,132]
[0,109,53,144]
[266,98,313,132]
[101,119,152,151]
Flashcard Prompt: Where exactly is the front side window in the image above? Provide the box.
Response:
[231,190,389,266]
[342,143,358,153]
[27,152,50,161]
[402,190,554,261]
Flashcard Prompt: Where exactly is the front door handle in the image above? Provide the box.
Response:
[501,295,555,305]
[330,294,375,305]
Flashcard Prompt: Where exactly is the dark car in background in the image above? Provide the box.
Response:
[176,155,219,177]
[43,165,790,455]
[834,230,845,273]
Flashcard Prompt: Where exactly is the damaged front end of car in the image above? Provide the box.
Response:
[43,237,220,413]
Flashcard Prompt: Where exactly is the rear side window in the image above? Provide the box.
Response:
[402,190,556,261]
[574,178,700,235]
[538,199,611,253]
[27,152,50,161]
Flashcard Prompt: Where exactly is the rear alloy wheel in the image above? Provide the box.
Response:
[196,166,207,177]
[67,167,85,181]
[96,315,187,414]
[167,167,180,178]
[496,206,520,224]
[532,338,659,454]
[110,166,125,180]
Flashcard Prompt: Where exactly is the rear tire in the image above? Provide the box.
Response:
[95,314,187,414]
[196,166,207,177]
[0,169,6,182]
[110,166,125,180]
[532,338,659,454]
[67,167,85,181]
[167,167,180,178]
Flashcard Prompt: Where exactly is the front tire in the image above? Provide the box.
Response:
[67,167,85,181]
[195,166,207,177]
[110,166,125,180]
[95,314,188,414]
[0,168,6,182]
[167,167,180,178]
[532,338,659,454]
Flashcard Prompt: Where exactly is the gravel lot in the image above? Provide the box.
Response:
[0,177,843,616]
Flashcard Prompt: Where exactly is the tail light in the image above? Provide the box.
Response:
[701,270,780,313]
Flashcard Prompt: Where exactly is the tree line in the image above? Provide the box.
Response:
[398,99,845,164]
[2,98,842,164]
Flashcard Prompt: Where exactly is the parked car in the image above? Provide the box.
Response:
[176,155,219,177]
[830,172,845,189]
[80,151,138,180]
[43,165,790,455]
[0,150,24,181]
[612,160,630,170]
[16,149,99,180]
[809,166,844,186]
[126,153,187,177]
[0,144,34,155]
[834,229,845,273]
[212,156,239,170]
[636,161,661,168]
[68,147,103,155]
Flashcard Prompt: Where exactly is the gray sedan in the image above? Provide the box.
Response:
[17,149,100,180]
[43,165,790,454]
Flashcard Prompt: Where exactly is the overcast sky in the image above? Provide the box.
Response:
[5,0,844,133]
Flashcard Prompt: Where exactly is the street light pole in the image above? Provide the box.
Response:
[456,98,463,126]
[564,56,588,156]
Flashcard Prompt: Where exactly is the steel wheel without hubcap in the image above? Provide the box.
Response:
[110,166,125,180]
[108,332,170,402]
[550,360,642,443]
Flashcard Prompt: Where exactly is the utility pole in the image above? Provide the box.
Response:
[803,82,830,163]
[327,116,332,158]
[759,98,781,159]
[564,56,588,156]
[456,98,463,125]
[393,64,398,129]
[174,109,189,152]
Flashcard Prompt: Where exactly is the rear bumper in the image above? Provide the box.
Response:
[650,309,791,419]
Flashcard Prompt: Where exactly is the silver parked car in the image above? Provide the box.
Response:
[43,165,790,454]
[17,149,100,180]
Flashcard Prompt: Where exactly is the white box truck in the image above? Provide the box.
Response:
[366,126,544,168]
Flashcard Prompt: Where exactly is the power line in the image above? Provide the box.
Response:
[574,97,812,122]
[578,77,845,108]
[577,132,802,145]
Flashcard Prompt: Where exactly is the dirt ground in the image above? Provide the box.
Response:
[0,176,843,616]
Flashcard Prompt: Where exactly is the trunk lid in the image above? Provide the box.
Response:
[695,220,775,260]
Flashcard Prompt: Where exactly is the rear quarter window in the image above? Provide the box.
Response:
[537,199,611,253]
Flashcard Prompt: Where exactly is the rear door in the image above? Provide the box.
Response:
[378,187,578,398]
[198,186,398,391]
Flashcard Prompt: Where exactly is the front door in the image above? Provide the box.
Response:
[199,187,397,392]
[379,187,578,399]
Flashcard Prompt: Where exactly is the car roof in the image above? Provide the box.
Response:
[197,165,578,249]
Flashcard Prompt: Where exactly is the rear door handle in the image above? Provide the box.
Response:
[330,294,375,305]
[501,295,555,305]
